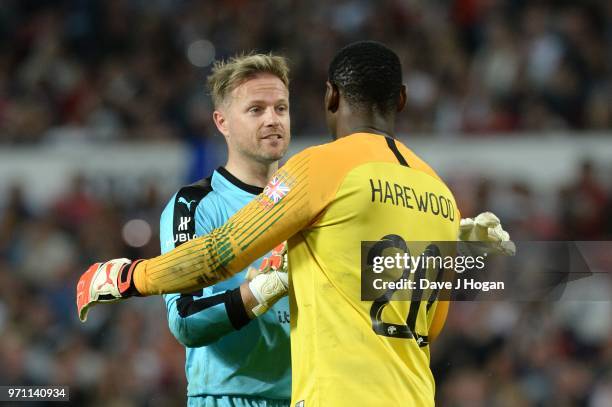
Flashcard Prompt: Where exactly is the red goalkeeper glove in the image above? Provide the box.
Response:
[76,258,142,322]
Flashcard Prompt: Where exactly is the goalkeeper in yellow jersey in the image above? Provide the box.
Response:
[77,41,512,406]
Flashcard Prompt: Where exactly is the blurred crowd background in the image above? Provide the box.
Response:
[1,0,611,144]
[1,0,611,406]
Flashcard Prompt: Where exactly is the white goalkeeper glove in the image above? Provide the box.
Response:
[458,212,516,256]
[246,242,289,317]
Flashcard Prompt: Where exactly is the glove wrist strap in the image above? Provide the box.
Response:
[118,259,144,297]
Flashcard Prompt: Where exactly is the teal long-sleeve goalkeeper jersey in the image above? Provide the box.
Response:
[160,167,291,405]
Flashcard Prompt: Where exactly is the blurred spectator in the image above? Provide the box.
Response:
[560,160,608,239]
[52,173,100,233]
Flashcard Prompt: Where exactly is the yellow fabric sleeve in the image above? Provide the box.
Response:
[133,146,339,295]
[428,301,450,342]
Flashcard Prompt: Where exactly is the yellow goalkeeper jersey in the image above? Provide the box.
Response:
[136,132,460,406]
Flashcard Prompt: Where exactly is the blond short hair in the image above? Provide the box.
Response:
[207,53,290,108]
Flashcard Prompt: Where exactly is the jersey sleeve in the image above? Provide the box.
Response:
[160,185,252,348]
[428,301,449,342]
[135,146,341,296]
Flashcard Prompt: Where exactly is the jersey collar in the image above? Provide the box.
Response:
[216,167,264,195]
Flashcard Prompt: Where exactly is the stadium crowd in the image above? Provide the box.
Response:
[0,0,611,144]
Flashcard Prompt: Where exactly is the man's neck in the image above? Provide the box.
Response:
[335,107,395,139]
[224,158,277,188]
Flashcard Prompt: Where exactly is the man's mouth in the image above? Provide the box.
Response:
[262,134,283,140]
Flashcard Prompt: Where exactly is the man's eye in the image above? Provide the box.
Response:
[277,105,288,112]
[249,107,261,113]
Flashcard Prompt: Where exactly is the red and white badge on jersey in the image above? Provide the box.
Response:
[259,173,292,209]
[264,176,290,203]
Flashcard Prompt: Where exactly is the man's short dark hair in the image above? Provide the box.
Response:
[328,41,402,114]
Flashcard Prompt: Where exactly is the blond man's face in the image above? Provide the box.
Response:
[214,73,290,164]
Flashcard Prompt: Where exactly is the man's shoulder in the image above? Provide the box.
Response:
[175,177,214,202]
[160,176,221,244]
[282,142,333,168]
[289,135,367,161]
[282,135,373,179]
[164,176,220,218]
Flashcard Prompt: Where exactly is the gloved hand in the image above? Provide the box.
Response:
[76,258,141,322]
[246,242,289,316]
[458,212,516,256]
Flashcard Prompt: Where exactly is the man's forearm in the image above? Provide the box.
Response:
[132,228,244,296]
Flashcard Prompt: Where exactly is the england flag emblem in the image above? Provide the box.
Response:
[264,177,290,204]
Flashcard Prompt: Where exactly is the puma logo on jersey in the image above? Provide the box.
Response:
[178,197,197,211]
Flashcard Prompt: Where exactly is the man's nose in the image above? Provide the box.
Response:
[263,107,281,126]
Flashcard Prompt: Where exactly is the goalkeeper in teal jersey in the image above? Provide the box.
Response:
[160,54,292,406]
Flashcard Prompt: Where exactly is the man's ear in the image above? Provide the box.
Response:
[397,85,407,113]
[325,81,340,113]
[213,110,230,138]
